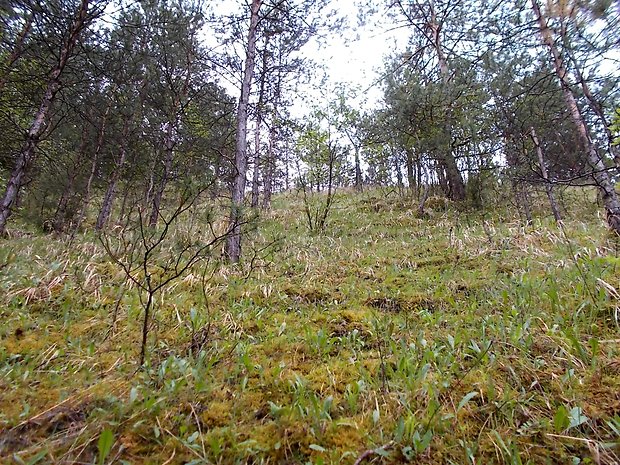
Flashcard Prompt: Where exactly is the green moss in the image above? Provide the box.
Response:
[0,188,619,464]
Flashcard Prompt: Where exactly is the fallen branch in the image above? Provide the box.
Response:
[353,441,395,465]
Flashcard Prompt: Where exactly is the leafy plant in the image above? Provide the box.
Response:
[97,429,115,465]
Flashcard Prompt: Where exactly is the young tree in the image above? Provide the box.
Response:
[332,86,366,191]
[386,0,469,200]
[223,0,338,260]
[147,6,203,226]
[294,110,346,233]
[225,0,263,264]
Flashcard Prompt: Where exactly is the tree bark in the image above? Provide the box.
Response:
[149,122,175,227]
[262,121,276,210]
[0,0,92,235]
[251,38,270,209]
[394,152,404,188]
[0,12,33,93]
[405,148,415,189]
[427,1,449,78]
[353,146,363,191]
[72,101,110,237]
[427,0,465,201]
[53,121,90,233]
[251,114,262,208]
[225,0,263,263]
[442,149,466,201]
[567,54,620,170]
[531,127,562,223]
[531,0,620,233]
[96,118,130,231]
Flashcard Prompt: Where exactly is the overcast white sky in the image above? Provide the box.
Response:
[207,1,618,117]
[206,0,410,115]
[292,0,410,112]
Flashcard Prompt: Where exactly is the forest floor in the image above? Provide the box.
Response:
[1,189,620,465]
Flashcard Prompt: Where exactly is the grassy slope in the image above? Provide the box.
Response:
[0,189,619,465]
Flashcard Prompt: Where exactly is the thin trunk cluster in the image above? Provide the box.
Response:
[531,0,620,233]
[0,0,94,235]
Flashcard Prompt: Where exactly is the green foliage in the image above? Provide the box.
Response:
[97,429,114,465]
[1,188,619,464]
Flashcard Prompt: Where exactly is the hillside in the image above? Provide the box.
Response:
[1,190,620,465]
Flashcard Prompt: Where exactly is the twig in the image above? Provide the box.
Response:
[161,448,176,465]
[545,433,591,443]
[190,402,206,458]
[353,441,395,465]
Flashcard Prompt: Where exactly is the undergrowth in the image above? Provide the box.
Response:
[0,189,619,464]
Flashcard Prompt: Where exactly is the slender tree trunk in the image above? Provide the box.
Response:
[251,114,262,208]
[568,53,620,169]
[149,123,175,227]
[225,0,262,263]
[262,54,284,209]
[285,152,290,191]
[251,40,269,209]
[395,154,404,188]
[53,122,90,233]
[405,148,415,190]
[442,150,466,200]
[531,127,562,223]
[427,1,449,77]
[436,160,448,196]
[416,157,423,199]
[118,179,132,225]
[353,146,363,191]
[262,122,276,210]
[53,179,75,233]
[427,0,465,201]
[139,291,154,366]
[531,0,620,233]
[0,12,33,93]
[418,184,431,216]
[0,0,92,235]
[96,119,130,231]
[144,155,157,207]
[72,101,110,236]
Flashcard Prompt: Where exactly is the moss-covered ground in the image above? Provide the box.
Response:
[1,189,619,464]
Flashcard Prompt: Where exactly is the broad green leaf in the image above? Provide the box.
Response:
[129,386,138,403]
[457,391,479,412]
[568,406,588,429]
[372,408,380,425]
[97,429,115,465]
[554,405,570,432]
